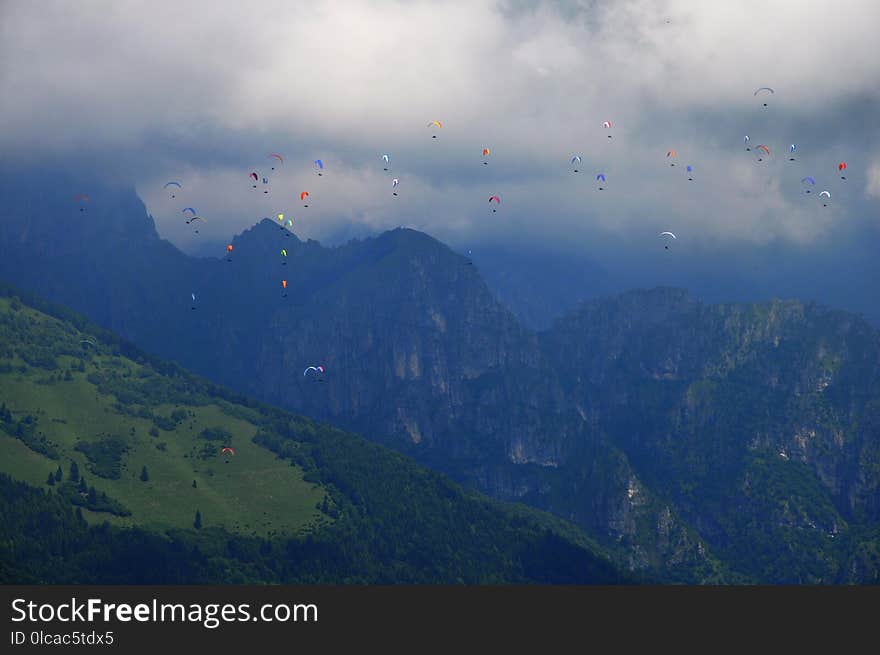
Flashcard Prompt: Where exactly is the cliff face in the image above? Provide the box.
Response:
[2,177,878,583]
[540,289,880,581]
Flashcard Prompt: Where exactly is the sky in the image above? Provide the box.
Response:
[1,0,879,316]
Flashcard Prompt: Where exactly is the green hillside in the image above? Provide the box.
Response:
[0,295,325,537]
[0,288,632,584]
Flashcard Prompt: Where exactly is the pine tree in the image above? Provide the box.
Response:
[87,487,97,505]
[140,466,149,482]
[78,477,87,492]
[194,510,202,529]
[54,465,63,482]
[192,479,197,488]
[46,472,55,486]
[69,460,79,482]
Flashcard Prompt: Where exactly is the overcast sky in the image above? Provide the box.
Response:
[2,0,879,270]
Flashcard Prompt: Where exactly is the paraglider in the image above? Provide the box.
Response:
[304,365,325,379]
[744,135,751,151]
[571,155,582,173]
[268,153,283,170]
[427,120,442,138]
[182,207,197,219]
[789,144,797,161]
[281,248,287,264]
[488,195,501,212]
[839,162,847,180]
[754,87,774,107]
[73,193,89,211]
[277,213,285,230]
[603,120,613,137]
[392,178,400,196]
[482,147,491,164]
[80,338,97,348]
[301,191,310,207]
[221,446,235,462]
[659,231,677,250]
[262,177,269,193]
[282,279,288,297]
[596,173,606,190]
[819,190,831,206]
[191,292,196,310]
[314,159,324,176]
[164,181,181,198]
[667,150,677,166]
[686,165,693,181]
[801,176,816,193]
[382,153,391,171]
[754,144,771,162]
[226,244,233,261]
[249,172,259,188]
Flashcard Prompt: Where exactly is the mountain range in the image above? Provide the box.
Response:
[1,171,878,583]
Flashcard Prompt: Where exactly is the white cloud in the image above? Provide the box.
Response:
[2,0,878,249]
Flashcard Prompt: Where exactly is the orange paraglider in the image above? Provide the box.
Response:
[226,244,233,261]
[839,162,847,179]
[301,191,310,207]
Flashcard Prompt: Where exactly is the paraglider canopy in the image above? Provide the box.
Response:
[427,120,442,137]
[304,365,325,378]
[603,120,613,137]
[667,150,677,165]
[754,86,774,106]
[221,446,235,456]
[301,191,310,206]
[392,178,400,196]
[314,159,324,175]
[163,181,181,198]
[268,153,283,170]
[382,153,391,170]
[226,244,233,252]
[659,231,677,250]
[839,162,847,179]
[571,155,581,172]
[488,195,501,211]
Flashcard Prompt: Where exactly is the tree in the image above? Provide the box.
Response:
[54,465,63,482]
[194,510,202,530]
[78,477,87,493]
[140,466,149,482]
[87,486,97,505]
[46,472,55,486]
[69,460,79,482]
[192,479,197,489]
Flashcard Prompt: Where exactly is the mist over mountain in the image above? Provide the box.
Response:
[2,173,879,583]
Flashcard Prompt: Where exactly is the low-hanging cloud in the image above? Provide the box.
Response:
[2,0,879,252]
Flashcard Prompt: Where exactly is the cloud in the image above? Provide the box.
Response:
[2,0,879,250]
